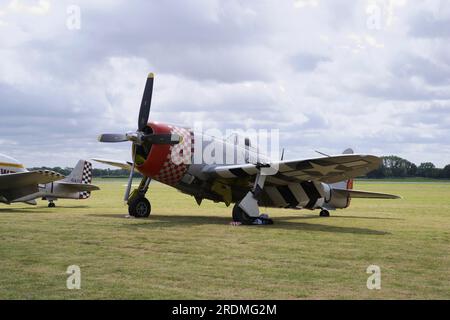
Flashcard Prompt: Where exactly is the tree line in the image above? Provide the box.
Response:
[29,155,450,179]
[367,156,450,179]
[27,167,142,178]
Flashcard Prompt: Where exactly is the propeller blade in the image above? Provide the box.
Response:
[142,133,181,145]
[124,151,136,202]
[98,133,128,143]
[138,73,154,131]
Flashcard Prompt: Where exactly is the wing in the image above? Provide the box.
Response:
[92,158,139,172]
[56,182,100,192]
[0,170,64,202]
[333,188,401,199]
[204,154,381,185]
[0,170,64,190]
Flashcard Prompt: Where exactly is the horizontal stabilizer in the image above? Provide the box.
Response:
[57,182,100,192]
[333,188,401,199]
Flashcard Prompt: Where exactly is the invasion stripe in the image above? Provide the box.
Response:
[265,186,288,207]
[229,168,248,177]
[300,182,321,209]
[288,184,309,207]
[242,166,258,175]
[277,185,299,207]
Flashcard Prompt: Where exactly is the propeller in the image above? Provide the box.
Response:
[138,73,154,131]
[98,73,181,202]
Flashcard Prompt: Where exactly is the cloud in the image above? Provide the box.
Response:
[289,52,330,72]
[0,0,449,168]
[409,12,450,38]
[8,0,51,15]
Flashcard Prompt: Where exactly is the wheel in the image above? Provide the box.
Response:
[232,202,254,225]
[48,202,55,208]
[319,209,330,217]
[128,197,151,218]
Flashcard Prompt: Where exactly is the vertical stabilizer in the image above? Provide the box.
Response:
[63,160,93,199]
[330,148,354,207]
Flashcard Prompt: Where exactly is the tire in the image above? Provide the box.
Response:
[232,202,253,225]
[48,202,55,208]
[319,209,330,217]
[128,197,151,218]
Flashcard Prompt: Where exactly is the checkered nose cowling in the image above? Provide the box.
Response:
[79,161,93,199]
[138,123,194,186]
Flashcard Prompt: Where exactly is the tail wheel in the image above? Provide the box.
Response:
[232,202,254,225]
[128,197,151,218]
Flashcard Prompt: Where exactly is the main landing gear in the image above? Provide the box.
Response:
[48,201,56,208]
[232,165,273,225]
[232,202,253,225]
[319,209,330,217]
[127,177,152,218]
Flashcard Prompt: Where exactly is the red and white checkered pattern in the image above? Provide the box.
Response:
[153,126,194,185]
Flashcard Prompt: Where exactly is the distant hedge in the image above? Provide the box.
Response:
[367,156,450,179]
[27,166,142,178]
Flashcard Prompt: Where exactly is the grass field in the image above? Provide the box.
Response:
[0,179,449,299]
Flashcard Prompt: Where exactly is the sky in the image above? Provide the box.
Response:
[0,0,449,168]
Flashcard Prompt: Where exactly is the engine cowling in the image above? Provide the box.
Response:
[136,122,194,186]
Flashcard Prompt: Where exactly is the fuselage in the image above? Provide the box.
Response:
[134,123,350,211]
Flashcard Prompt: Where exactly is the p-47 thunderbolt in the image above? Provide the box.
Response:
[0,155,99,207]
[95,73,399,224]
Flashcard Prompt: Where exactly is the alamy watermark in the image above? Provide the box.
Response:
[366,265,381,290]
[66,5,81,30]
[66,265,81,289]
[169,122,280,174]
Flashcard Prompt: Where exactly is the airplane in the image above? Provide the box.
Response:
[0,154,99,207]
[95,73,400,224]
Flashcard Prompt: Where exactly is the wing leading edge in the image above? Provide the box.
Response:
[91,158,139,172]
[0,170,64,190]
[204,154,381,185]
[0,170,64,203]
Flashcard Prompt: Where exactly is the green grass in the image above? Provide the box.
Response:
[0,179,449,299]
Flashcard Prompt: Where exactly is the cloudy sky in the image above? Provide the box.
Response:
[1,0,449,168]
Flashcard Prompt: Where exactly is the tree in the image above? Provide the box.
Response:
[417,162,436,178]
[441,164,450,179]
[369,155,417,178]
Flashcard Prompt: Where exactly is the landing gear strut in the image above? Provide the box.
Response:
[48,201,56,208]
[319,209,330,217]
[232,164,273,224]
[127,177,151,218]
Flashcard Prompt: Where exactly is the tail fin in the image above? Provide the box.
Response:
[331,148,354,207]
[331,148,354,189]
[343,148,354,190]
[64,160,93,199]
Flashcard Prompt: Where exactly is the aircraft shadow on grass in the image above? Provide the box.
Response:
[0,205,89,213]
[90,213,391,235]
